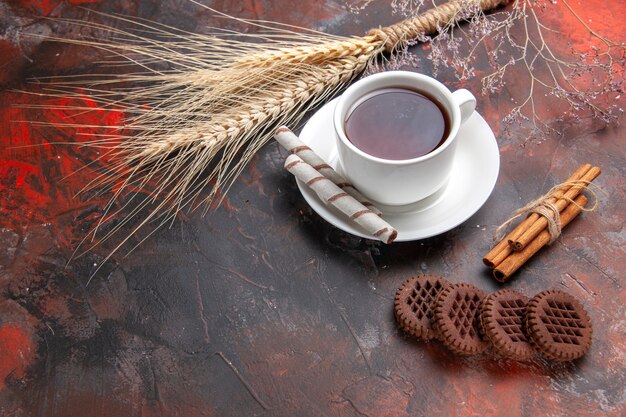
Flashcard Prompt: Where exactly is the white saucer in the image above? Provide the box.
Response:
[296,98,500,242]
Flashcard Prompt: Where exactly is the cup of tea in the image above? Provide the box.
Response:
[333,71,476,206]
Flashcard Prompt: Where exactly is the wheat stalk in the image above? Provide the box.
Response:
[22,0,508,271]
[69,57,373,270]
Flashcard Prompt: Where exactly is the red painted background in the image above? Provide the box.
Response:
[0,1,624,416]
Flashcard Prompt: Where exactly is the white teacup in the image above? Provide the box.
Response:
[333,71,476,206]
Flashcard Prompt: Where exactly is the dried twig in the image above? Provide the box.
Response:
[360,0,624,136]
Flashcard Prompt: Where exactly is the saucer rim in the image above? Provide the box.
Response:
[295,98,499,242]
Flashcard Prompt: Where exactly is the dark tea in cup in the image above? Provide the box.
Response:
[333,71,476,205]
[344,88,450,160]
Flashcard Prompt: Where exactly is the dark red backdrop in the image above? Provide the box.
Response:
[0,1,624,416]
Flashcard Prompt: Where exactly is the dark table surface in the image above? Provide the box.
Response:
[1,1,624,416]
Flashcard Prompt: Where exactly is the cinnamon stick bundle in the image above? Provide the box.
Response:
[484,163,600,282]
[492,194,588,282]
[510,165,600,250]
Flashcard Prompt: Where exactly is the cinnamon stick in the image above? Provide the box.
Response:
[493,194,588,282]
[482,238,511,268]
[284,154,397,244]
[274,126,383,216]
[510,165,600,250]
[483,163,592,267]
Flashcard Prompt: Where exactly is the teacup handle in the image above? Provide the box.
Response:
[452,89,476,124]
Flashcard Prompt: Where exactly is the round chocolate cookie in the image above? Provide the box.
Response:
[526,289,592,361]
[433,283,488,355]
[479,290,535,360]
[394,275,451,340]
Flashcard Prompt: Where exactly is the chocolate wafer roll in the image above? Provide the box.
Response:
[284,154,397,244]
[275,126,383,216]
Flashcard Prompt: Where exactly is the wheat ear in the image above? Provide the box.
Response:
[23,0,507,271]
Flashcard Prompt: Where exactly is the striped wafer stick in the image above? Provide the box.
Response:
[275,126,383,217]
[284,154,397,244]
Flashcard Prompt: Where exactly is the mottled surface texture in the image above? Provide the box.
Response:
[1,1,625,416]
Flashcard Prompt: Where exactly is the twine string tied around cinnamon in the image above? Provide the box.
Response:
[494,180,603,244]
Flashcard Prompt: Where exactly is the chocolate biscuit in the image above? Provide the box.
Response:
[433,283,488,355]
[479,289,534,360]
[526,289,592,361]
[394,274,451,340]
